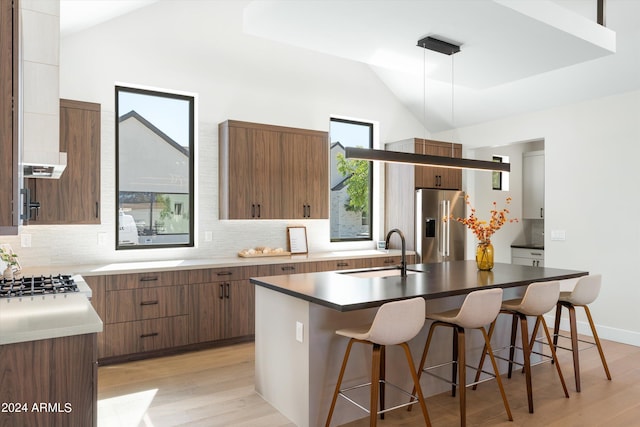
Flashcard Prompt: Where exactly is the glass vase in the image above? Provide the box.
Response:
[476,241,494,271]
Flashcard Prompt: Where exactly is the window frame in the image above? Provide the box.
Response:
[115,85,195,250]
[329,117,374,242]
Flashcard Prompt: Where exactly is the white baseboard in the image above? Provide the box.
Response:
[543,314,640,348]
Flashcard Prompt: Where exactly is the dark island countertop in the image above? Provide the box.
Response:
[250,260,587,312]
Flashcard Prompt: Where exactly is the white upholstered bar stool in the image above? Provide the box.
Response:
[325,297,431,427]
[474,280,569,414]
[552,274,611,392]
[411,289,512,427]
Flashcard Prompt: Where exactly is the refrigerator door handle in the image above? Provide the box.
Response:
[440,200,450,256]
[444,200,450,256]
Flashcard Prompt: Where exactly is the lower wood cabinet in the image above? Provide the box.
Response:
[189,279,254,343]
[86,254,412,363]
[103,316,189,358]
[0,333,97,427]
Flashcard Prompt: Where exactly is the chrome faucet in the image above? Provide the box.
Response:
[385,228,407,277]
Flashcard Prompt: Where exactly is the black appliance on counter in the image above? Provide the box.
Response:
[0,274,79,298]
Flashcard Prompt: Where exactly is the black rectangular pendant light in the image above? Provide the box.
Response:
[345,147,511,173]
[417,36,460,55]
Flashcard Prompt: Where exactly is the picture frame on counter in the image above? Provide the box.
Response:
[287,226,308,254]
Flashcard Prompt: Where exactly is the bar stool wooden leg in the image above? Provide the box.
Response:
[480,327,513,421]
[457,327,466,427]
[326,339,355,427]
[409,322,439,411]
[508,313,518,379]
[539,316,570,398]
[567,305,581,392]
[452,328,459,397]
[471,320,496,390]
[553,301,562,350]
[379,345,386,420]
[400,342,432,427]
[370,344,382,427]
[584,305,612,381]
[519,314,535,413]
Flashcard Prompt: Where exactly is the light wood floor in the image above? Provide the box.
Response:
[97,337,640,427]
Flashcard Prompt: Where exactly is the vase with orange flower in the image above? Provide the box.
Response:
[448,196,518,271]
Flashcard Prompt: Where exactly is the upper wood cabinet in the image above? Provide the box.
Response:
[387,138,462,190]
[0,0,19,234]
[26,99,101,224]
[523,150,544,219]
[219,120,328,220]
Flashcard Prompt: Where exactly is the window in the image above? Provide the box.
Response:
[116,86,194,249]
[329,118,373,241]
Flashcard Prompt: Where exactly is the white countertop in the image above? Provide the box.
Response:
[0,292,103,345]
[20,249,410,277]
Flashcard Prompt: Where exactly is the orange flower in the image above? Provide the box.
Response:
[447,195,518,243]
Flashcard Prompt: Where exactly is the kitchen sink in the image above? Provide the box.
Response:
[340,268,419,278]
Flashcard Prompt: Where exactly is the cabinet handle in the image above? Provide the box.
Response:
[337,262,349,267]
[257,204,261,218]
[140,332,159,338]
[216,271,233,276]
[95,202,99,218]
[140,276,158,282]
[384,259,394,264]
[531,252,542,256]
[540,208,544,218]
[140,300,159,306]
[225,283,230,299]
[251,204,256,218]
[281,266,295,272]
[219,283,224,299]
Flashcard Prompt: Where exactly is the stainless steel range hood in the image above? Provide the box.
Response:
[20,1,66,179]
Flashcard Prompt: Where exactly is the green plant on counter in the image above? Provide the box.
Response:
[0,247,18,266]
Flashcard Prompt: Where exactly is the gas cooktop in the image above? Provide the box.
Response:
[0,274,80,299]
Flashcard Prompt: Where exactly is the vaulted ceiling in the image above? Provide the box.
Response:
[61,0,640,133]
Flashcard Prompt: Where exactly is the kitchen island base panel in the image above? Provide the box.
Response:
[255,286,529,427]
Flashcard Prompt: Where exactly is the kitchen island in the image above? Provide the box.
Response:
[251,260,587,427]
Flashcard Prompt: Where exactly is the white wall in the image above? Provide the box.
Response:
[2,1,426,267]
[435,90,640,346]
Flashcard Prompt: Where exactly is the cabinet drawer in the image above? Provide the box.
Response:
[511,248,544,260]
[370,256,405,268]
[106,271,188,290]
[315,258,370,271]
[102,316,189,357]
[188,267,245,284]
[105,285,188,323]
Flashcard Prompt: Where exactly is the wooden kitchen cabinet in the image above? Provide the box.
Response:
[281,131,329,218]
[0,0,19,234]
[219,120,329,219]
[386,138,462,190]
[26,99,101,224]
[523,150,544,219]
[189,266,254,344]
[98,271,190,360]
[0,333,98,427]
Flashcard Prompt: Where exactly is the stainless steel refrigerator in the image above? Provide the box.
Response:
[415,189,466,263]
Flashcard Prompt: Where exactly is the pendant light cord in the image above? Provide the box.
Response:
[451,53,455,157]
[423,44,427,142]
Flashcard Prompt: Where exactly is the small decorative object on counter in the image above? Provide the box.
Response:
[0,244,20,279]
[447,196,518,271]
[476,241,494,271]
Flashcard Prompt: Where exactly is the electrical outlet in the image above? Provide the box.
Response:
[296,321,304,343]
[97,232,107,246]
[21,233,32,248]
[204,231,213,242]
[551,230,566,241]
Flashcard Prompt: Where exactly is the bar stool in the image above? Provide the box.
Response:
[553,274,611,392]
[325,297,431,427]
[474,280,569,414]
[411,289,512,427]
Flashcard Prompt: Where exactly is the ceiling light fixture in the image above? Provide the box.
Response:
[346,36,510,173]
